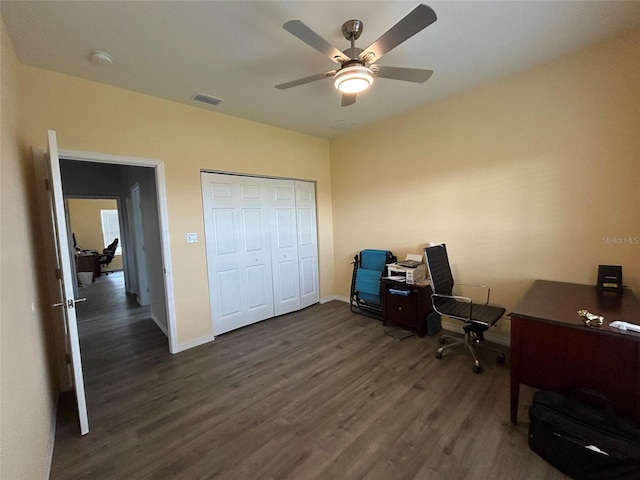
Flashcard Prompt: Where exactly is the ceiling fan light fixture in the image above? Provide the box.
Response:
[334,65,373,94]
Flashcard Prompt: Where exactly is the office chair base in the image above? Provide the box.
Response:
[436,333,505,374]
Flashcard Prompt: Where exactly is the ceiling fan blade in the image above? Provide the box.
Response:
[341,93,356,107]
[275,70,337,90]
[372,66,433,83]
[359,4,437,64]
[283,20,350,64]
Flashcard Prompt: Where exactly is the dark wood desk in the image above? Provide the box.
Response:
[75,252,101,280]
[510,280,640,426]
[381,279,433,337]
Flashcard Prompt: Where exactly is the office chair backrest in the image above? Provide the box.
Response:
[103,238,118,261]
[424,244,454,296]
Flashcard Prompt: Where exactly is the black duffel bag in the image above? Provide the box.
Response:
[528,390,640,480]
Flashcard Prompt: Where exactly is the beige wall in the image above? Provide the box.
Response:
[16,65,335,345]
[331,28,640,338]
[0,18,57,480]
[67,198,124,271]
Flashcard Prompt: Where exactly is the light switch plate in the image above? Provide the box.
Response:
[186,233,198,243]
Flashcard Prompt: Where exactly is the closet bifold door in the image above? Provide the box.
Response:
[201,173,320,336]
[201,173,275,336]
[295,181,320,309]
[269,179,301,316]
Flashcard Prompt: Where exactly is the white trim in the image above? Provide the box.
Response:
[323,295,346,304]
[155,162,179,354]
[173,334,216,353]
[150,313,168,337]
[56,147,179,355]
[58,149,161,167]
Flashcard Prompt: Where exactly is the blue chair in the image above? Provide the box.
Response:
[350,249,396,317]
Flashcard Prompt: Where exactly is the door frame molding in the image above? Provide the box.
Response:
[41,147,178,353]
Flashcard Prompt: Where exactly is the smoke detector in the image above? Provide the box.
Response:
[89,50,113,65]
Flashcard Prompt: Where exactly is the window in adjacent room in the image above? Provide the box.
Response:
[100,209,122,254]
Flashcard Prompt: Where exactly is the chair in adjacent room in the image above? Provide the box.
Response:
[424,244,506,373]
[98,238,119,274]
[350,249,396,318]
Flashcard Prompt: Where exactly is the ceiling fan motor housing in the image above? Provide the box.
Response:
[342,19,363,41]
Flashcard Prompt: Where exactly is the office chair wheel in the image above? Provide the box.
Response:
[497,353,506,364]
[438,336,446,344]
[472,363,482,374]
[435,350,443,360]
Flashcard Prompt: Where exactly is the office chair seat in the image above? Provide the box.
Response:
[434,298,504,328]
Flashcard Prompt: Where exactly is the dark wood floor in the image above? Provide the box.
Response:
[50,272,567,479]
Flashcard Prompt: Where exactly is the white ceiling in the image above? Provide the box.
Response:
[3,1,640,138]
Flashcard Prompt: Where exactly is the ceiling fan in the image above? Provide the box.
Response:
[275,4,437,106]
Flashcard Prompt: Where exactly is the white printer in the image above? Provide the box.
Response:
[386,254,427,285]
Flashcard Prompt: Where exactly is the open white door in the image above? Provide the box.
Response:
[42,130,90,435]
[130,184,150,306]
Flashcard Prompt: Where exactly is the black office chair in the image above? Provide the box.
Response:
[99,238,119,274]
[424,244,505,373]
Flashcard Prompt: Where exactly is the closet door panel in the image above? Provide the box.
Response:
[276,260,299,301]
[245,263,270,310]
[202,173,274,336]
[212,209,236,255]
[295,181,320,308]
[217,268,242,318]
[270,180,301,316]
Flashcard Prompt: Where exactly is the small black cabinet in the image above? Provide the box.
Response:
[381,279,433,337]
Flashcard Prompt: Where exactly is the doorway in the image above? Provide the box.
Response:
[59,156,174,345]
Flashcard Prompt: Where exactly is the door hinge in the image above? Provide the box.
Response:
[45,178,51,190]
[55,268,62,279]
[65,354,71,365]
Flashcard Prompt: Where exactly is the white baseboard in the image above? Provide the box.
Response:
[150,313,168,337]
[320,295,344,304]
[172,333,215,354]
[332,295,350,304]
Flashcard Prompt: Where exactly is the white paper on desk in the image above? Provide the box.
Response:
[405,253,423,262]
[385,276,406,282]
[609,321,640,333]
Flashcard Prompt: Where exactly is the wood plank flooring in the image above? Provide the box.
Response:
[50,272,568,479]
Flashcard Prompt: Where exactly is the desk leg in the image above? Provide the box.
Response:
[510,380,519,425]
[510,317,520,425]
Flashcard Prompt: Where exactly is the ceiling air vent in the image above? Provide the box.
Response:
[329,120,356,131]
[191,92,222,106]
